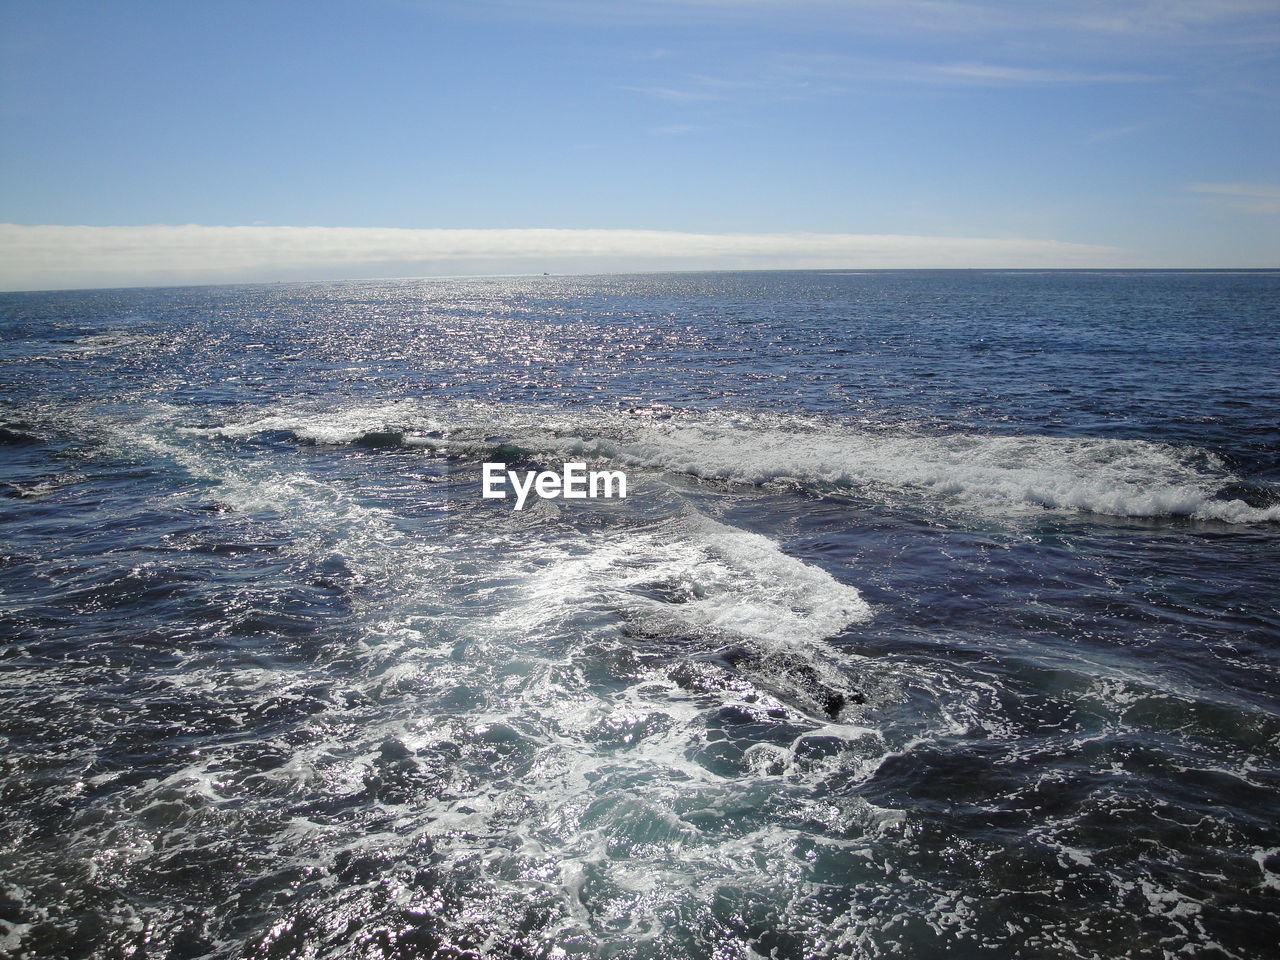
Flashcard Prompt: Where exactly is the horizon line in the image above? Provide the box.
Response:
[4,265,1279,296]
[3,223,1276,292]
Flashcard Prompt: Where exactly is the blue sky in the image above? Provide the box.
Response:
[1,0,1278,288]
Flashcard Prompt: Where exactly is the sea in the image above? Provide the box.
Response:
[1,269,1278,960]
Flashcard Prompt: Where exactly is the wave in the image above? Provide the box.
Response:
[127,406,877,720]
[203,402,1280,525]
[0,425,41,445]
[499,512,871,645]
[485,510,875,720]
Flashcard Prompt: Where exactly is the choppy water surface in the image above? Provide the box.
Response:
[2,270,1278,959]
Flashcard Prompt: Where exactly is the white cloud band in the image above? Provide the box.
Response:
[0,224,1124,291]
[1187,182,1280,215]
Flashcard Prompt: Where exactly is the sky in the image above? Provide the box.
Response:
[1,0,1278,289]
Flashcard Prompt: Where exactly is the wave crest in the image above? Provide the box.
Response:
[203,403,1280,525]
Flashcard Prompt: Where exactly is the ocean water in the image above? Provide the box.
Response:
[1,269,1278,960]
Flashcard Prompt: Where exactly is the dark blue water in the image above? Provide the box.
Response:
[2,270,1278,959]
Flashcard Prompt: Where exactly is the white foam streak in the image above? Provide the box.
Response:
[599,421,1280,523]
[208,402,1279,525]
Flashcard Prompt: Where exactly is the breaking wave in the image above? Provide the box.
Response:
[204,402,1280,525]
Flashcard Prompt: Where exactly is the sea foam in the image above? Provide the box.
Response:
[205,402,1280,525]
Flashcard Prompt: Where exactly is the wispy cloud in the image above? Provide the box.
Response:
[0,224,1128,291]
[621,84,725,101]
[1086,119,1160,144]
[1063,0,1280,37]
[929,62,1165,84]
[654,55,1168,106]
[787,52,1168,86]
[1187,182,1280,213]
[444,0,1278,40]
[435,0,1000,32]
[625,69,819,103]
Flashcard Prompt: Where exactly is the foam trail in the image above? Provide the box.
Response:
[594,421,1280,524]
[206,402,1280,525]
